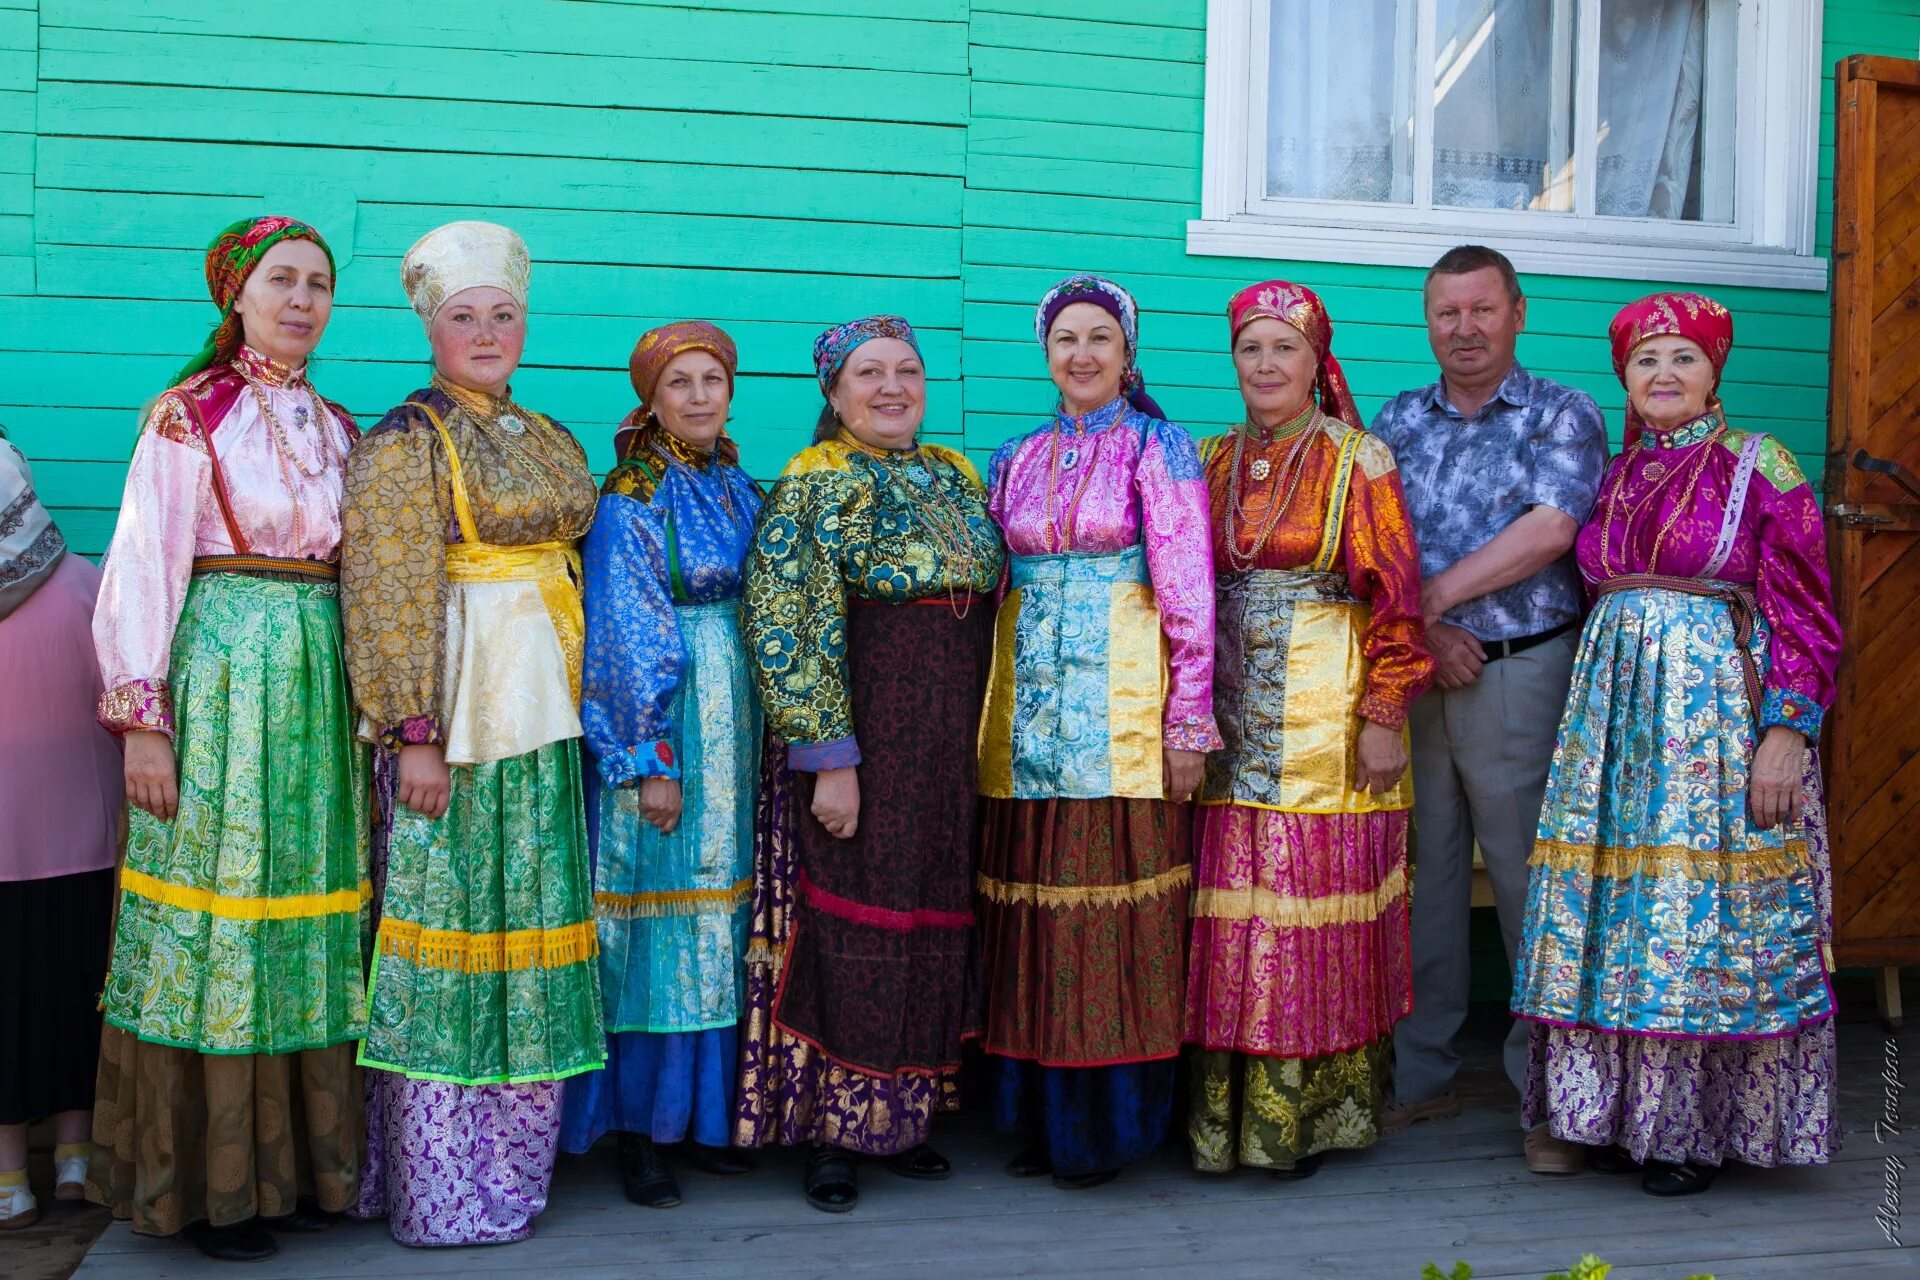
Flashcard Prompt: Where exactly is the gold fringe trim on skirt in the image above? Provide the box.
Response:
[1530,837,1808,882]
[376,918,598,974]
[975,863,1192,910]
[744,940,788,968]
[1191,864,1406,928]
[595,878,752,919]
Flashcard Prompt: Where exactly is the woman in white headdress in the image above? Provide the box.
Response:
[340,221,605,1247]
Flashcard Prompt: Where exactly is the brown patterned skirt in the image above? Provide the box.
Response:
[770,598,992,1078]
[87,1025,362,1236]
[977,796,1192,1066]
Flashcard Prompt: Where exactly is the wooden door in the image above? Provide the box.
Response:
[1825,55,1920,972]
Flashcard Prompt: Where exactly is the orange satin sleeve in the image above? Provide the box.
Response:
[1339,447,1433,729]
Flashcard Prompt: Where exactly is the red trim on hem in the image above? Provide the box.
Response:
[797,873,973,931]
[978,1045,1183,1069]
[766,910,975,1080]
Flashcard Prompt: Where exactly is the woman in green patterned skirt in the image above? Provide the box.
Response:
[341,221,604,1247]
[88,216,369,1262]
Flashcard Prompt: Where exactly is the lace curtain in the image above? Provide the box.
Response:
[1265,0,1713,220]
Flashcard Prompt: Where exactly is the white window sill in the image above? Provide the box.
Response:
[1185,217,1829,293]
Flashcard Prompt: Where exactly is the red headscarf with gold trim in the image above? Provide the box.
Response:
[1608,291,1734,446]
[173,215,335,388]
[1226,279,1364,431]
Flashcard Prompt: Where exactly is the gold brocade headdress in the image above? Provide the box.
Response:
[400,221,531,330]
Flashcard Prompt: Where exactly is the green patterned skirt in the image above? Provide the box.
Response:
[360,738,605,1086]
[1187,1040,1390,1172]
[104,573,370,1055]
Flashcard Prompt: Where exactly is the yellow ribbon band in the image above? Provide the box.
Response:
[1191,864,1406,928]
[975,863,1191,910]
[120,867,370,921]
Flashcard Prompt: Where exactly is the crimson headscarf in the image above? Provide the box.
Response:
[1608,291,1734,446]
[174,215,335,388]
[615,320,741,463]
[1226,279,1364,431]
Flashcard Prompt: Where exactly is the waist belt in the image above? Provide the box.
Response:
[1008,544,1150,590]
[1595,574,1763,723]
[191,554,339,582]
[444,539,579,584]
[1479,620,1574,661]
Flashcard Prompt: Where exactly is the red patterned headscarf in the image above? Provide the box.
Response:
[173,215,335,388]
[1226,279,1364,431]
[1608,291,1734,446]
[615,320,741,462]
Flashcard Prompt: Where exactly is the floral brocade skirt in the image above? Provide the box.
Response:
[360,739,604,1086]
[103,572,370,1056]
[736,599,990,1156]
[1512,584,1837,1166]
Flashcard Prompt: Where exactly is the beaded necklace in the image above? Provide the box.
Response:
[1223,402,1318,572]
[1597,411,1727,578]
[838,431,983,618]
[1043,407,1118,554]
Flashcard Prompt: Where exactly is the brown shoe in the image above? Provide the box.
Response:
[1381,1090,1460,1134]
[1524,1126,1585,1175]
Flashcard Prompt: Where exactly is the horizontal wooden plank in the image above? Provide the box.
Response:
[36,137,963,229]
[969,80,1201,135]
[968,10,1203,62]
[40,0,969,74]
[0,7,30,52]
[36,82,966,178]
[968,117,1199,170]
[37,25,968,127]
[968,44,1201,97]
[962,150,1197,206]
[35,189,963,279]
[0,131,31,175]
[32,247,964,328]
[974,0,1203,29]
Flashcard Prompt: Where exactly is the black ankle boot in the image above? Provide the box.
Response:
[617,1133,682,1208]
[185,1218,278,1262]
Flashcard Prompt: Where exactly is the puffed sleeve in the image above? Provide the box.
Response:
[340,408,451,748]
[93,394,211,737]
[581,484,684,786]
[1746,439,1841,740]
[743,465,858,771]
[1136,418,1224,752]
[1340,433,1434,729]
[1525,390,1609,523]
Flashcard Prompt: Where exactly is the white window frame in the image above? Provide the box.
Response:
[1187,0,1828,290]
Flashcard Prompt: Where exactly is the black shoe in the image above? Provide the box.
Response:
[1589,1145,1642,1175]
[617,1134,682,1208]
[1642,1160,1718,1197]
[1269,1153,1324,1181]
[264,1198,339,1233]
[804,1144,858,1213]
[1005,1143,1053,1178]
[1051,1168,1118,1190]
[678,1143,754,1177]
[185,1219,278,1262]
[882,1143,952,1181]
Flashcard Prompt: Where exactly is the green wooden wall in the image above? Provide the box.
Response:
[2,0,1915,554]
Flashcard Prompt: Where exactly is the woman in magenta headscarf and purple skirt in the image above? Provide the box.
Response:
[1512,292,1843,1197]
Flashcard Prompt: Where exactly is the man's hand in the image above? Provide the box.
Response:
[1426,621,1486,690]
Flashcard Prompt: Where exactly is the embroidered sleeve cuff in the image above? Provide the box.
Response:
[98,679,173,737]
[1357,691,1409,731]
[788,735,861,772]
[379,716,445,752]
[1164,717,1223,754]
[600,738,681,787]
[1761,688,1824,741]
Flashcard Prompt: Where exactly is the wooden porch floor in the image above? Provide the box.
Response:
[63,1007,1917,1280]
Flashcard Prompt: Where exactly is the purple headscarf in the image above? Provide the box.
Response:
[1034,273,1166,420]
[813,314,921,392]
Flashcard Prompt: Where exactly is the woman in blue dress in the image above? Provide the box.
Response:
[562,322,763,1207]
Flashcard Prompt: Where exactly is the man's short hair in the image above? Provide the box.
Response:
[1425,245,1523,304]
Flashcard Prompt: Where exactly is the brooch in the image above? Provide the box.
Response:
[1061,447,1079,470]
[906,464,933,488]
[497,414,527,435]
[1249,458,1271,481]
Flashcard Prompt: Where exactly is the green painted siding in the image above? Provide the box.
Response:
[1,0,1915,552]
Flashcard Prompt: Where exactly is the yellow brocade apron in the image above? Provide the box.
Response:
[423,406,584,766]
